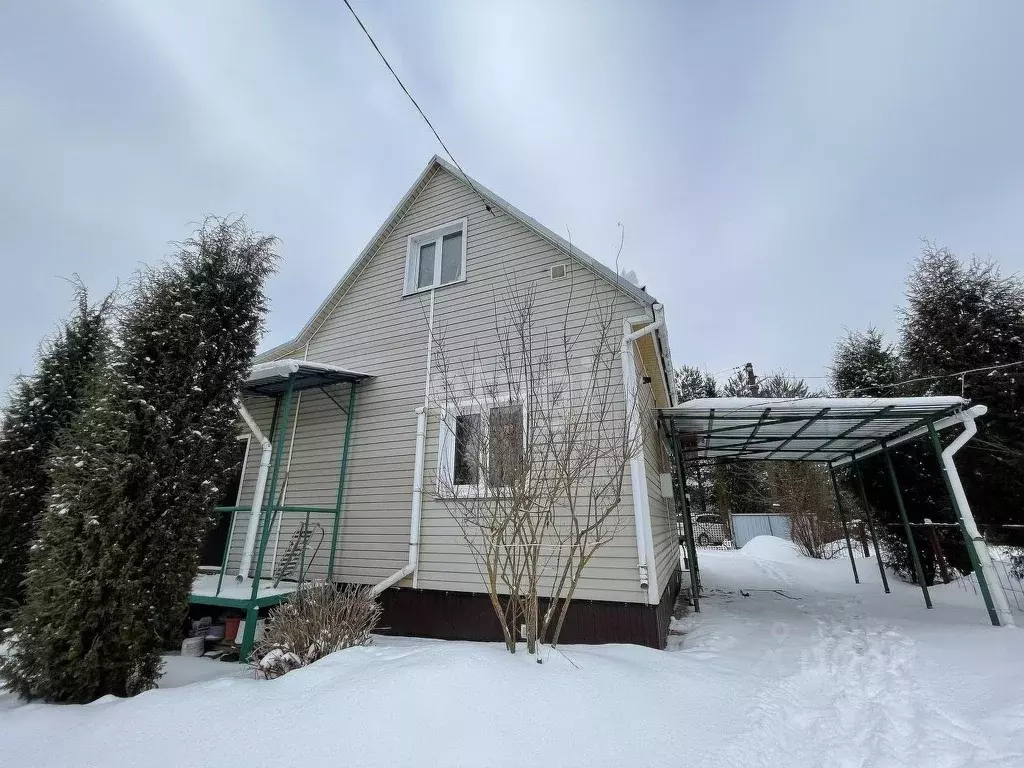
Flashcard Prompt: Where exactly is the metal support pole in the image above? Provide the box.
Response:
[215,510,235,597]
[882,444,932,609]
[327,381,358,582]
[664,417,700,611]
[249,377,296,602]
[852,458,890,594]
[927,422,1003,626]
[240,604,259,663]
[240,378,296,662]
[827,463,859,584]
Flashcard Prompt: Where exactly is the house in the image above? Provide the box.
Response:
[190,156,682,654]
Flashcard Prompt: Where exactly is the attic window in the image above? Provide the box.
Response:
[404,219,468,295]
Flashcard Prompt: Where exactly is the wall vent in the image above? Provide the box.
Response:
[549,263,567,280]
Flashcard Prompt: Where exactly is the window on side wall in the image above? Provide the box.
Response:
[439,402,525,496]
[404,218,467,294]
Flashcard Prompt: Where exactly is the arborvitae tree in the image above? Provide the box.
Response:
[0,219,277,702]
[0,285,110,622]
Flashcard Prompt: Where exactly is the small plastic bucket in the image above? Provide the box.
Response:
[223,616,241,642]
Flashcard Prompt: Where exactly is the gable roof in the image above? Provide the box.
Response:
[257,155,657,362]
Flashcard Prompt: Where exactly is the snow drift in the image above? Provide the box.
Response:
[2,545,1022,768]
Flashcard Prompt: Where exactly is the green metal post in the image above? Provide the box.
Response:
[239,604,260,663]
[827,464,859,584]
[214,510,235,597]
[250,377,296,602]
[882,444,932,608]
[664,416,700,611]
[327,382,358,582]
[927,422,1000,626]
[852,458,890,594]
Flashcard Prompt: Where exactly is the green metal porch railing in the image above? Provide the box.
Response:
[191,374,361,661]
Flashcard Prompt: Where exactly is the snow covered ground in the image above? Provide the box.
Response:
[2,537,1022,768]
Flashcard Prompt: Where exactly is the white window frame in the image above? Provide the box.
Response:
[437,397,526,498]
[404,218,468,295]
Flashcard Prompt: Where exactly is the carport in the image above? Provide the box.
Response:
[659,396,1014,627]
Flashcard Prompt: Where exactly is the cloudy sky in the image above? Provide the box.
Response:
[2,0,1022,391]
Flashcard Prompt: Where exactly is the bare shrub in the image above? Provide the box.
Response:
[765,463,843,559]
[251,583,381,678]
[431,280,644,653]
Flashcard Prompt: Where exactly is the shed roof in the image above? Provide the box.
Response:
[660,396,969,463]
[243,359,372,397]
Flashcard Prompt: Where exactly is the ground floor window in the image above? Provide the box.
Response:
[440,402,524,495]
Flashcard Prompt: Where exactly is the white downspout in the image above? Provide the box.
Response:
[235,398,272,583]
[621,306,665,601]
[940,409,1015,627]
[372,406,426,596]
[372,291,434,596]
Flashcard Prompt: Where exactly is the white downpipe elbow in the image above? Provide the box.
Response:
[941,409,1015,627]
[235,399,272,582]
[372,406,427,597]
[621,313,665,600]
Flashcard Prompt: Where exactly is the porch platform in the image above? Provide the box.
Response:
[188,574,299,609]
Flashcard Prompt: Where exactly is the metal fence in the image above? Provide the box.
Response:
[730,514,793,548]
[946,539,1024,613]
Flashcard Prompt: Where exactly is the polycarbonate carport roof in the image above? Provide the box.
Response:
[659,396,969,463]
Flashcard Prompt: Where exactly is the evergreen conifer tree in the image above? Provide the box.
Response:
[0,219,277,702]
[674,365,717,402]
[828,244,1024,582]
[901,244,1024,527]
[0,285,110,622]
[830,327,907,397]
[829,326,951,580]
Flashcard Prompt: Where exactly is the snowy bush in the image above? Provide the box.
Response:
[252,583,382,679]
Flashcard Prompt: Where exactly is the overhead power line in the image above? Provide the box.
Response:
[341,0,494,215]
[701,359,1024,414]
[766,360,1024,392]
[835,359,1024,397]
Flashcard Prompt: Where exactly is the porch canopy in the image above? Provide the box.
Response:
[243,358,372,397]
[657,396,1013,628]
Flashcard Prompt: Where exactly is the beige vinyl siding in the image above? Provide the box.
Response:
[232,165,657,603]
